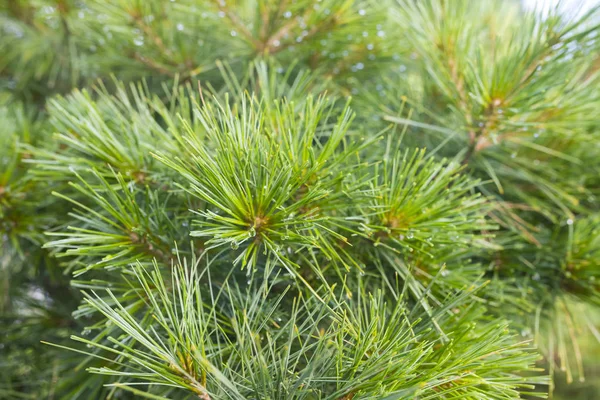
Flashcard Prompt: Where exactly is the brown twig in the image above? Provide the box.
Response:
[130,13,174,59]
[210,0,262,50]
[132,53,177,76]
[264,1,340,55]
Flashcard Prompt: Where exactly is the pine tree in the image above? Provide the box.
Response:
[1,0,599,398]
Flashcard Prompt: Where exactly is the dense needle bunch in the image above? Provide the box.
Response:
[1,0,599,399]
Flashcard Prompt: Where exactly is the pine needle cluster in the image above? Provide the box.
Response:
[1,0,599,399]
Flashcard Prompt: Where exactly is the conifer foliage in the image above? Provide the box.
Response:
[1,0,599,398]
